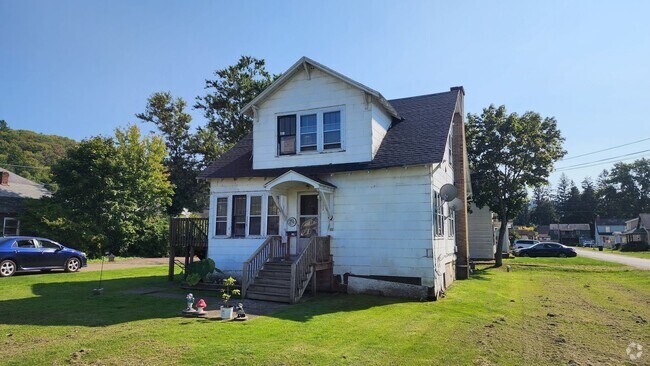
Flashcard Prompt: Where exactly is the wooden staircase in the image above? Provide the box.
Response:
[246,261,293,302]
[242,236,332,304]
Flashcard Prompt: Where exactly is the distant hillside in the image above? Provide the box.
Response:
[0,120,77,185]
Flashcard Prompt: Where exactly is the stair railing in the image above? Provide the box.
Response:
[289,235,331,303]
[242,235,283,298]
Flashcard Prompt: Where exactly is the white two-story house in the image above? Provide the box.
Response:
[198,57,470,302]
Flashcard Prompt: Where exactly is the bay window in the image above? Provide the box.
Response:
[232,195,247,237]
[248,196,262,236]
[267,197,280,235]
[215,197,228,236]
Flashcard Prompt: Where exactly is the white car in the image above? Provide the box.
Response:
[513,239,540,250]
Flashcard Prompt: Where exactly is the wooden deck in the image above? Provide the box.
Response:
[168,217,208,281]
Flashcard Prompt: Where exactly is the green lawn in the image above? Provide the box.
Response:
[604,249,650,259]
[0,258,648,365]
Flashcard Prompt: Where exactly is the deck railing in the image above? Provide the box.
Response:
[241,236,284,298]
[169,218,209,248]
[290,236,330,303]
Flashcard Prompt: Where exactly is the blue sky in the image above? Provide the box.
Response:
[1,0,649,187]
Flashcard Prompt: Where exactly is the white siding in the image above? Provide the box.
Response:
[430,160,457,292]
[326,166,436,285]
[371,103,392,159]
[468,203,496,260]
[252,67,375,169]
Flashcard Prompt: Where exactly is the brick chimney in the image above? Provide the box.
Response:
[0,171,8,185]
[450,86,470,280]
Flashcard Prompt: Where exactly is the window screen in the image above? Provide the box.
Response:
[278,115,296,155]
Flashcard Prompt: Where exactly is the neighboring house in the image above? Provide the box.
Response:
[513,226,536,240]
[536,225,551,241]
[623,214,650,245]
[594,218,626,248]
[0,168,50,236]
[198,57,470,301]
[468,203,496,260]
[549,223,591,245]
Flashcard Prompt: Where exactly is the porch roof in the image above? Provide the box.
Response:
[264,170,336,193]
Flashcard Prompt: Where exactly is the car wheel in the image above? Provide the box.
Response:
[520,252,528,257]
[558,253,567,258]
[65,257,81,272]
[0,260,16,277]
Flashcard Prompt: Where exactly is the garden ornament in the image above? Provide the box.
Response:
[185,293,195,311]
[234,302,248,321]
[196,299,207,314]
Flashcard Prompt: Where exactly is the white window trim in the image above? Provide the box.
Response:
[275,105,346,156]
[212,192,279,239]
[3,217,19,236]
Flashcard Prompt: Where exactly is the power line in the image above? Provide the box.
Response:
[560,137,650,161]
[556,149,650,170]
[556,155,649,172]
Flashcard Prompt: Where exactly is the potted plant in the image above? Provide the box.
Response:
[220,276,240,319]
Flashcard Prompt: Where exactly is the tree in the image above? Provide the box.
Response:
[595,158,650,218]
[530,186,558,225]
[194,56,276,145]
[20,126,173,257]
[137,92,207,214]
[578,177,598,224]
[554,173,573,221]
[466,105,566,266]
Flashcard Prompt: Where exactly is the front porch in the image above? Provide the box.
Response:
[242,235,333,303]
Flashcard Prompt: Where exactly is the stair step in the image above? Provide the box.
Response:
[254,277,291,286]
[262,264,291,272]
[259,269,292,279]
[246,290,290,303]
[248,284,290,295]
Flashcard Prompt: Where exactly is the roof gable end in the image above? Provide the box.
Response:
[241,56,400,119]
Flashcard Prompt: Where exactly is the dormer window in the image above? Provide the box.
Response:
[277,115,297,155]
[277,107,344,156]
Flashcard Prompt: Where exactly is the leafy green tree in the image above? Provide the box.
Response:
[194,56,276,145]
[595,158,650,218]
[578,177,598,225]
[466,105,566,266]
[20,126,173,257]
[137,92,207,214]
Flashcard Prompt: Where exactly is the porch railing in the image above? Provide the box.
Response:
[290,235,331,304]
[241,236,284,298]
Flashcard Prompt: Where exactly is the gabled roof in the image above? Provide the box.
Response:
[639,213,650,229]
[198,90,461,179]
[595,218,626,226]
[550,223,591,231]
[241,56,400,119]
[0,167,50,200]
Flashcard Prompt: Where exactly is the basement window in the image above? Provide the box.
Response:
[3,218,19,236]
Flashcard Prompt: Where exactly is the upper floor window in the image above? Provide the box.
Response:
[278,115,297,155]
[277,108,344,155]
[323,111,342,150]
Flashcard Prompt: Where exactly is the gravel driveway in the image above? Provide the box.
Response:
[574,248,650,270]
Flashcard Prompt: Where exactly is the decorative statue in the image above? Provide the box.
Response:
[185,293,195,312]
[196,299,207,314]
[235,302,248,321]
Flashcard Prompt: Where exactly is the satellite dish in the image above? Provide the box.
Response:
[448,197,464,211]
[439,184,458,202]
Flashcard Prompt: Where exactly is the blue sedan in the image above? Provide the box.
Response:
[0,236,87,277]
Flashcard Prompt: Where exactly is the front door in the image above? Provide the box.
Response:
[297,193,319,253]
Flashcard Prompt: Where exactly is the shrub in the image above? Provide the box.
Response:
[621,242,650,252]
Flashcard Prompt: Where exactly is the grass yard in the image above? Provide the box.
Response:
[605,250,650,260]
[0,257,648,365]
